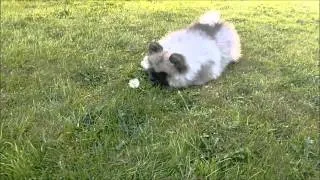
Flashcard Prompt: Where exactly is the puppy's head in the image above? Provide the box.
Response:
[145,42,188,86]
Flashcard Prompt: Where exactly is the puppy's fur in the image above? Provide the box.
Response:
[141,11,241,88]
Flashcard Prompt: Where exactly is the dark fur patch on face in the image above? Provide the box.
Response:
[148,68,169,86]
[169,53,188,73]
[149,42,163,54]
[189,22,223,38]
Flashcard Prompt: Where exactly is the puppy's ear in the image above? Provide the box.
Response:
[169,53,187,73]
[149,42,163,54]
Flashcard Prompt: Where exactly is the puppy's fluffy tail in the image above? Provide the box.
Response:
[199,11,221,25]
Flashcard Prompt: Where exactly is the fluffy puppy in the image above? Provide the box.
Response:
[141,11,241,88]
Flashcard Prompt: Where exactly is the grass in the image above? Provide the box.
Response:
[0,1,319,179]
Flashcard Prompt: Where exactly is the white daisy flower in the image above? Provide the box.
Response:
[128,78,140,88]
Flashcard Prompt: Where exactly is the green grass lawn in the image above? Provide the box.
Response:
[1,1,319,179]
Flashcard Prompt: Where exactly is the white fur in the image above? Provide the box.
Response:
[158,30,222,87]
[141,11,241,88]
[141,56,150,69]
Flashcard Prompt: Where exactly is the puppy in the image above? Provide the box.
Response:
[141,11,241,88]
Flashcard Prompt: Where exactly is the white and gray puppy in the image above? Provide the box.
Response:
[141,11,241,88]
